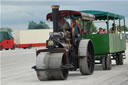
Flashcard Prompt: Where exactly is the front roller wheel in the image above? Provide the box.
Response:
[36,69,68,80]
[102,55,112,70]
[79,40,95,75]
[36,52,69,80]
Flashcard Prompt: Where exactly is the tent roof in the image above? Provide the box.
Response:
[80,10,124,20]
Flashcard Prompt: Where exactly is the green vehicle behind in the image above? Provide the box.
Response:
[80,10,126,70]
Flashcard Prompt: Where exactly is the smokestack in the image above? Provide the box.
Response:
[51,5,60,32]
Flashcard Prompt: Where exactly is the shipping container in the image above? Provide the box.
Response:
[13,29,53,48]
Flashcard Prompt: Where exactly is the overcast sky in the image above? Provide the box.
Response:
[1,0,128,29]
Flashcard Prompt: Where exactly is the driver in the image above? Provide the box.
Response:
[58,17,71,32]
[71,18,81,34]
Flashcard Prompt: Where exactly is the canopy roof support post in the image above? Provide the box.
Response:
[113,18,117,33]
[107,16,109,33]
[82,20,84,29]
[124,18,126,32]
[87,21,90,33]
[119,19,121,31]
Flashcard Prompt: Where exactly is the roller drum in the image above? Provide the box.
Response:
[36,52,69,80]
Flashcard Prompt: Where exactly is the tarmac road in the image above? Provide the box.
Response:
[0,43,128,85]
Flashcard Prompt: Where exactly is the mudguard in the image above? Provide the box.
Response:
[78,39,91,57]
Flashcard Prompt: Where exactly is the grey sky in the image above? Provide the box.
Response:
[1,0,128,29]
[1,0,128,1]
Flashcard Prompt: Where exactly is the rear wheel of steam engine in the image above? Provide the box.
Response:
[79,40,95,75]
[36,52,69,80]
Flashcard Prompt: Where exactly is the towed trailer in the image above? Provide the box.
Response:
[80,10,126,70]
[33,5,95,80]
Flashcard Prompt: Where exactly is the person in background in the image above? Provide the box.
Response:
[97,27,104,34]
[110,23,116,33]
[72,18,81,34]
[117,26,121,32]
[81,29,88,34]
[103,29,107,33]
[81,29,84,34]
[84,29,88,34]
[58,17,71,32]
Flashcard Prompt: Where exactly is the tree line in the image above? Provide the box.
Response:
[0,21,128,32]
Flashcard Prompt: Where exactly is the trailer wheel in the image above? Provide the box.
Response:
[11,45,15,50]
[116,53,123,65]
[0,45,3,50]
[28,45,32,49]
[116,53,120,65]
[79,41,95,75]
[23,47,27,49]
[102,55,112,70]
[5,48,9,50]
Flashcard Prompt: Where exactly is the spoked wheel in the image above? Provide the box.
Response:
[28,45,32,49]
[36,52,69,80]
[102,55,112,70]
[79,42,95,75]
[116,53,123,65]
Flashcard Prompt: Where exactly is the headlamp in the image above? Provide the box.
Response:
[48,40,54,46]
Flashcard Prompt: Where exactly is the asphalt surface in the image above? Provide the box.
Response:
[0,43,128,85]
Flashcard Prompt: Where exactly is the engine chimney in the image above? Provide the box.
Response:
[51,5,60,32]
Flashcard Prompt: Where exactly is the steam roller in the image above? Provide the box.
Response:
[32,5,95,80]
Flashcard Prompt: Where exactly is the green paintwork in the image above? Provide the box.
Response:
[109,33,126,53]
[95,56,101,60]
[81,33,126,55]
